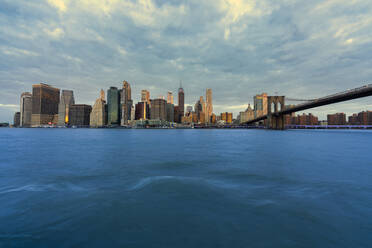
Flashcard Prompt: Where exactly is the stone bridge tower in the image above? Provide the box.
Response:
[267,96,285,130]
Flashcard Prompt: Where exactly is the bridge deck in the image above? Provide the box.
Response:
[243,84,372,125]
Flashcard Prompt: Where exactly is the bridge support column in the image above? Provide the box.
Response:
[267,96,286,130]
[267,114,285,130]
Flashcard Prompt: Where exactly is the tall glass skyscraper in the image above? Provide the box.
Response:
[107,87,120,125]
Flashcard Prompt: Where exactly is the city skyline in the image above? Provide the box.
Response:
[1,0,372,122]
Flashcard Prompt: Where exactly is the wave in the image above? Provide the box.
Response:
[128,175,244,194]
[0,183,87,195]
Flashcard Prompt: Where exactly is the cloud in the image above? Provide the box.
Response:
[0,46,39,57]
[0,0,371,122]
[44,27,65,39]
[47,0,68,12]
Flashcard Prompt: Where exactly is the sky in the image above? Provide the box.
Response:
[1,0,372,123]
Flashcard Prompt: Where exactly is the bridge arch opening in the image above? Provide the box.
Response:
[278,102,282,111]
[271,102,275,113]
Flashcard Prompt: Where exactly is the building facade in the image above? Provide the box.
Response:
[206,88,213,123]
[20,92,32,127]
[90,89,107,127]
[141,90,150,104]
[107,87,120,125]
[13,112,20,127]
[150,99,167,120]
[120,81,133,126]
[240,104,254,124]
[221,112,233,124]
[177,86,184,123]
[31,83,60,126]
[57,90,75,126]
[69,104,92,126]
[327,113,346,125]
[254,93,268,118]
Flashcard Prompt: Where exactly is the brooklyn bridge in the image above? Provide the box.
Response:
[242,84,372,130]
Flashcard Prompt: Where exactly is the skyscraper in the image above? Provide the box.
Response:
[90,89,107,127]
[69,104,92,126]
[254,93,268,118]
[31,83,60,126]
[177,85,184,123]
[13,112,20,127]
[206,88,213,123]
[141,90,150,104]
[57,90,75,126]
[107,87,120,125]
[121,81,132,125]
[150,98,167,120]
[20,92,32,127]
[135,102,149,120]
[167,92,174,104]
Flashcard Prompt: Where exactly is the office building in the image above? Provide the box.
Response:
[141,90,150,104]
[176,85,184,123]
[167,92,174,104]
[206,88,213,123]
[240,104,254,124]
[31,83,60,126]
[254,93,268,118]
[166,103,174,122]
[107,87,120,125]
[90,89,107,127]
[135,102,150,120]
[221,112,233,124]
[57,90,75,126]
[150,98,167,120]
[13,112,20,127]
[20,92,32,127]
[121,81,132,126]
[69,104,92,126]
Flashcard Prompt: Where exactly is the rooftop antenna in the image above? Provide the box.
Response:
[180,80,183,89]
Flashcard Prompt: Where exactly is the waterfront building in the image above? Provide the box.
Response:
[107,87,120,125]
[327,113,346,125]
[141,90,150,104]
[167,92,174,104]
[69,104,92,126]
[20,92,32,127]
[150,98,167,120]
[239,104,254,124]
[31,83,60,126]
[120,81,132,126]
[135,102,150,120]
[57,90,75,126]
[90,89,107,127]
[221,112,233,124]
[166,103,174,122]
[254,93,268,118]
[13,112,20,127]
[206,88,213,123]
[348,111,372,125]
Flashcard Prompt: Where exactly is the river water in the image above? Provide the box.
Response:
[0,128,371,247]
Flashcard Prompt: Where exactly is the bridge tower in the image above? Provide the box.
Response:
[267,96,285,130]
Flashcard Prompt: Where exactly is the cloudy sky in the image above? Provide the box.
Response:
[1,0,372,122]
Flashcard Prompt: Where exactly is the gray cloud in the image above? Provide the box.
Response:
[1,0,372,122]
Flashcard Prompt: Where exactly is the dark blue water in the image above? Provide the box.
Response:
[0,129,372,248]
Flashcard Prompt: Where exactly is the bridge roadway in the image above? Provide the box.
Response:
[243,84,372,125]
